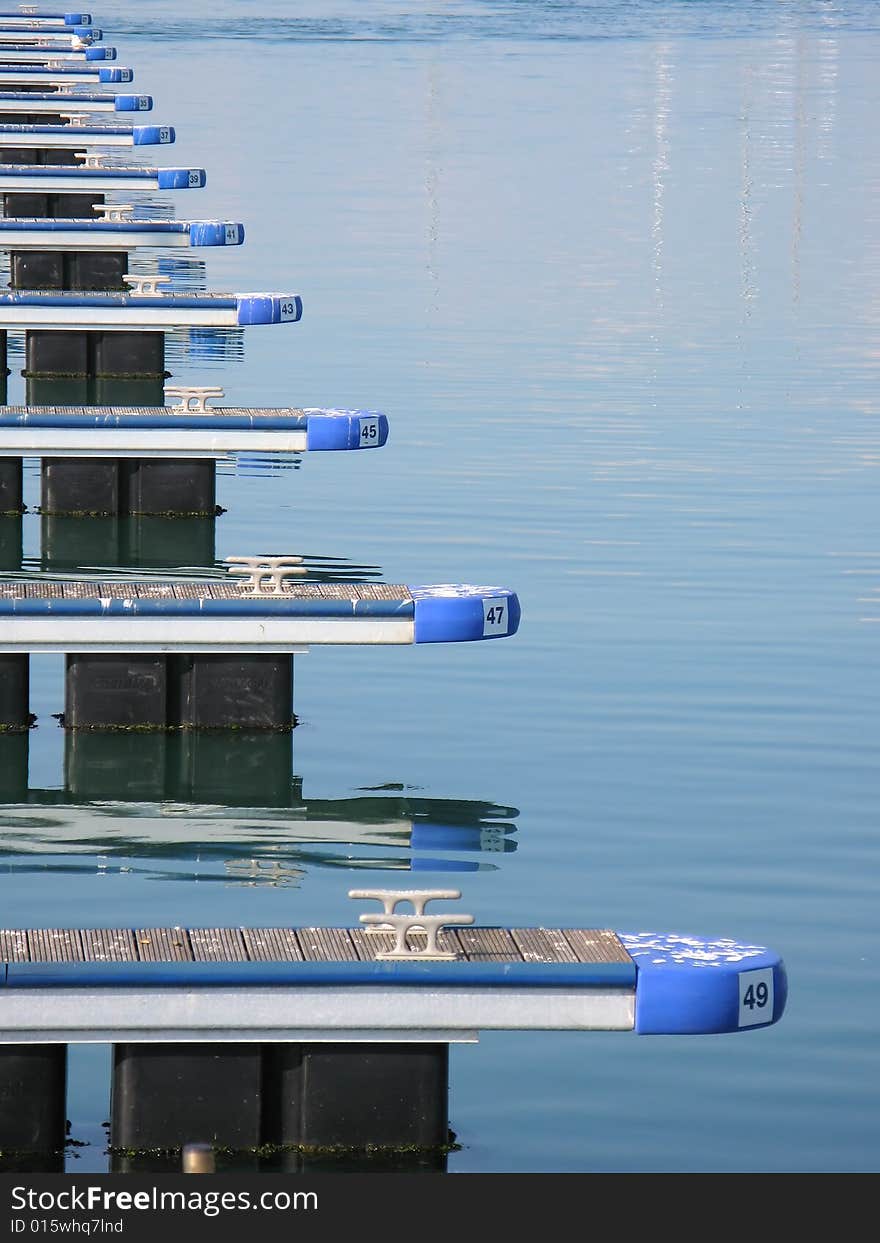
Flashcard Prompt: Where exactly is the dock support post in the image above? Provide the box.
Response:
[0,731,29,800]
[168,654,295,731]
[0,514,23,569]
[25,330,91,380]
[0,654,30,731]
[2,192,104,219]
[11,249,128,292]
[0,1046,68,1155]
[0,113,64,126]
[92,331,166,380]
[64,653,168,730]
[0,147,77,168]
[0,459,23,515]
[262,1043,451,1152]
[40,460,216,521]
[63,658,294,733]
[120,458,217,517]
[110,1044,263,1151]
[11,249,64,291]
[41,457,119,515]
[24,331,167,381]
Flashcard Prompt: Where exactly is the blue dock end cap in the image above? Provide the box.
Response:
[412,585,521,643]
[236,294,302,325]
[116,94,152,111]
[410,824,505,852]
[72,25,98,38]
[65,13,92,23]
[83,45,114,60]
[99,67,133,83]
[305,409,389,452]
[132,124,175,145]
[187,221,245,247]
[156,167,206,189]
[623,932,788,1034]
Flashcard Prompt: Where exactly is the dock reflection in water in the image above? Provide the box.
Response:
[0,732,518,887]
[3,514,384,579]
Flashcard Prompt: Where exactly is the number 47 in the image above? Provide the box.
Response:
[483,600,507,634]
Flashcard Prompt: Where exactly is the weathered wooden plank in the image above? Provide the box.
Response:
[134,927,193,962]
[188,928,247,963]
[453,927,521,962]
[80,928,137,962]
[0,929,28,962]
[349,927,398,959]
[297,927,358,961]
[27,928,82,962]
[241,927,303,962]
[563,928,632,964]
[511,928,578,964]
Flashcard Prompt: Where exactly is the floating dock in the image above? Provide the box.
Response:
[0,121,173,146]
[0,89,150,112]
[0,161,202,190]
[0,577,519,650]
[0,27,99,42]
[0,916,787,1043]
[0,396,388,456]
[0,41,114,58]
[0,285,302,328]
[0,11,93,28]
[0,215,243,248]
[0,62,130,83]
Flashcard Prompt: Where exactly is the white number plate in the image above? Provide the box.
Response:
[359,416,379,446]
[482,598,509,636]
[738,967,774,1027]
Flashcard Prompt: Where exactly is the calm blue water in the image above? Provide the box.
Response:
[1,0,879,1173]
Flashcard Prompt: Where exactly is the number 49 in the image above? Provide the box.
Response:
[738,968,774,1028]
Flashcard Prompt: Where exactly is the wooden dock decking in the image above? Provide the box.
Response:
[0,580,409,600]
[0,924,629,966]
